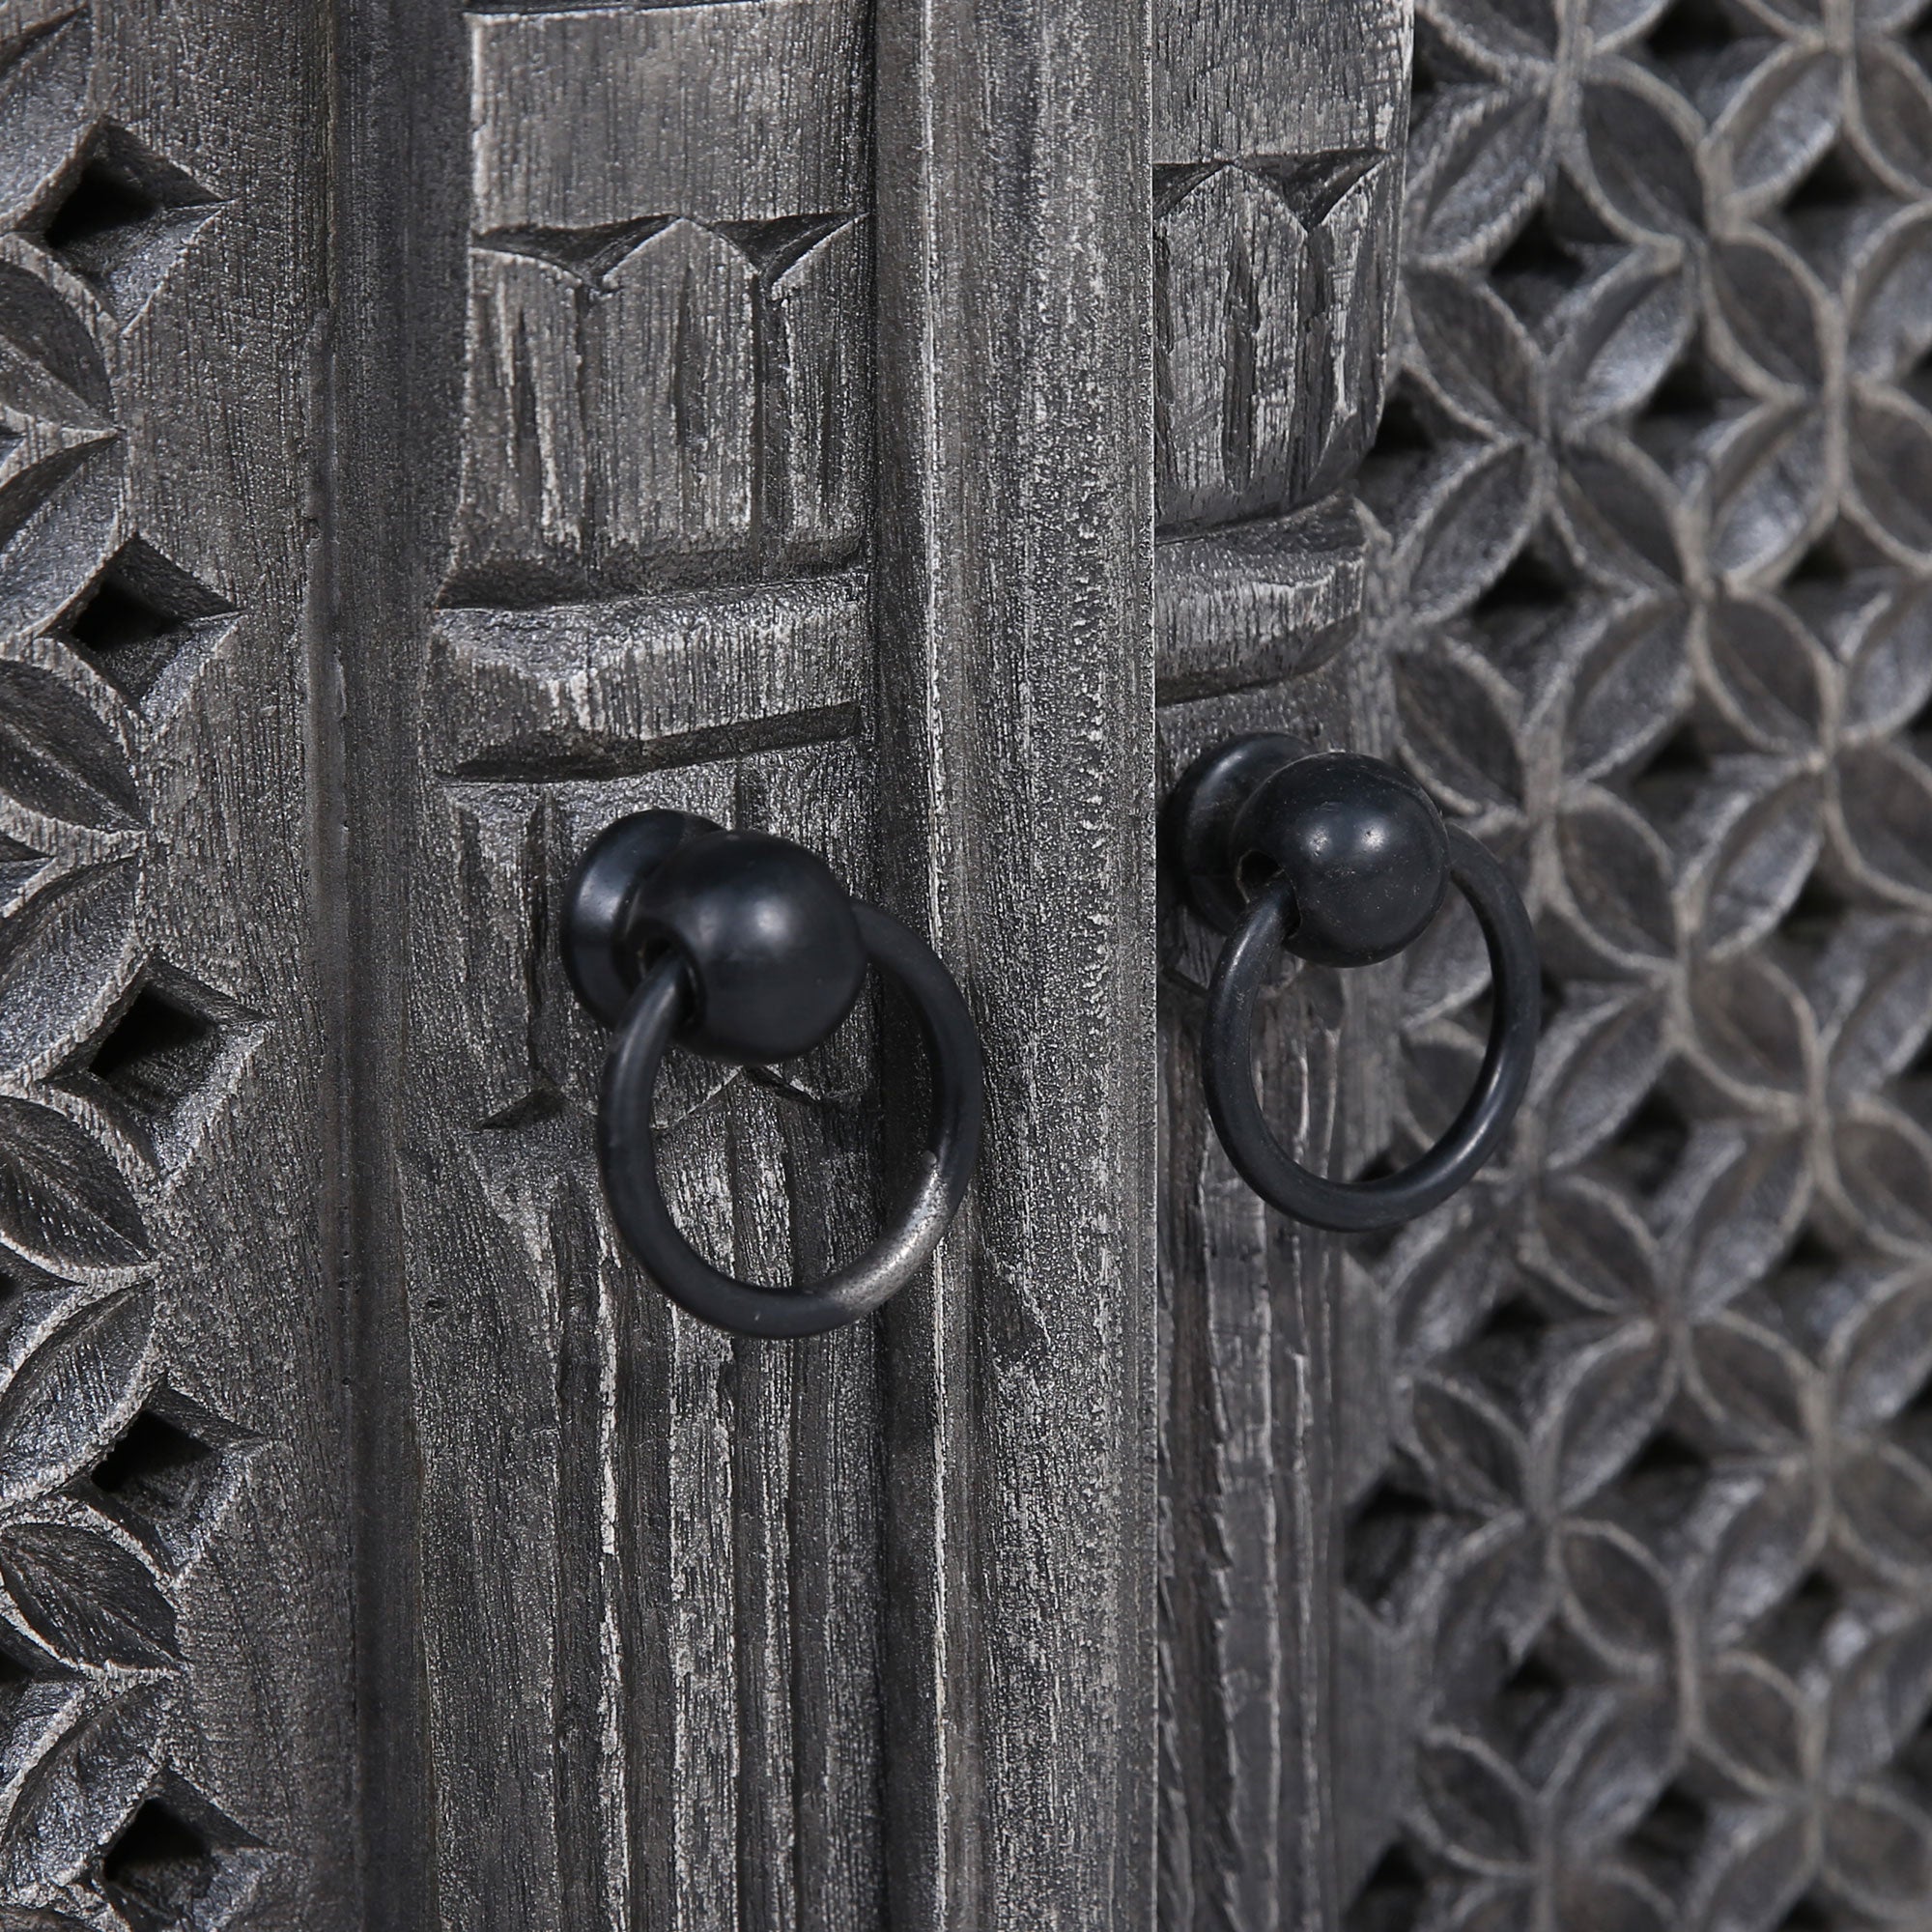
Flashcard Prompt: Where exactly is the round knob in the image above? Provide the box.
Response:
[1232,751,1449,968]
[1164,735,1540,1232]
[560,811,983,1337]
[639,832,867,1063]
[561,814,867,1064]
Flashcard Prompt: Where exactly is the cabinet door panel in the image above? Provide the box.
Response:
[1154,4,1410,1926]
[338,3,1159,1926]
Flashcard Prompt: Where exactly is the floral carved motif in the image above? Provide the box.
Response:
[0,14,260,1925]
[1345,1,1932,1926]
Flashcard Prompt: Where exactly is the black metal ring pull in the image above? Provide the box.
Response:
[562,812,983,1338]
[1166,735,1540,1233]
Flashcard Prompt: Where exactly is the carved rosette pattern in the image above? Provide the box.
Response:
[1343,0,1932,1926]
[0,14,262,1926]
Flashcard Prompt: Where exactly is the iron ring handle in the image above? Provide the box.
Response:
[564,812,982,1338]
[1169,735,1540,1233]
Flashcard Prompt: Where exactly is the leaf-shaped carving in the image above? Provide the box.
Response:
[1560,1523,1676,1667]
[1702,594,1826,753]
[1532,1176,1660,1320]
[1841,576,1932,743]
[1836,740,1932,901]
[1821,916,1932,1105]
[1557,256,1695,430]
[1550,1686,1677,1842]
[0,1098,147,1272]
[1711,236,1827,394]
[1709,405,1828,580]
[1822,1784,1932,1914]
[1392,1206,1520,1366]
[1833,1104,1932,1246]
[1586,0,1673,45]
[1403,439,1547,622]
[1683,953,1814,1108]
[0,1520,178,1667]
[1417,1731,1536,1870]
[0,13,89,229]
[1701,1463,1825,1644]
[1395,636,1526,811]
[0,1287,152,1507]
[1703,1652,1807,1795]
[1667,1125,1810,1313]
[1559,436,1683,585]
[0,861,138,1072]
[1690,764,1822,958]
[1535,982,1671,1170]
[1408,88,1548,266]
[0,663,138,832]
[1556,789,1679,963]
[1550,1323,1676,1510]
[1413,1372,1529,1512]
[1578,70,1705,239]
[0,1682,164,1895]
[1710,47,1840,214]
[1856,39,1932,196]
[1832,1268,1932,1430]
[1564,599,1691,782]
[1834,1438,1932,1577]
[1847,207,1932,380]
[1849,385,1932,556]
[1410,270,1545,438]
[1687,1807,1813,1932]
[1690,1314,1811,1452]
[1402,874,1495,1026]
[1433,0,1560,67]
[1823,1612,1932,1783]
[1433,1518,1552,1685]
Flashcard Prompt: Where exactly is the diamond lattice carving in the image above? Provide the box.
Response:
[27,124,218,320]
[1344,0,1932,1924]
[56,537,235,718]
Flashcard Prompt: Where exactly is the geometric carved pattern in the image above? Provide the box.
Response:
[456,214,866,603]
[1157,152,1399,529]
[1344,2,1932,1926]
[25,122,219,322]
[0,23,256,1922]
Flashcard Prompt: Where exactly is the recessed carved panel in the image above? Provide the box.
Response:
[450,0,870,603]
[1340,2,1932,1927]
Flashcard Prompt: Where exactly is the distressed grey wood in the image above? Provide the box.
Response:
[28,3,1932,1930]
[1153,5,1411,1928]
[870,0,1157,1923]
[333,0,1161,1926]
[1334,2,1932,1928]
[382,8,889,1926]
[0,0,355,1923]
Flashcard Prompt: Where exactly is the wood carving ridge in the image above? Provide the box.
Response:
[1155,496,1371,704]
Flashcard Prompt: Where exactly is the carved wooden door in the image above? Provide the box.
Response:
[3,0,1930,1927]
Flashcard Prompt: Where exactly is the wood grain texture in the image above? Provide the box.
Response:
[384,5,895,1925]
[0,0,354,1921]
[871,0,1158,1924]
[1153,3,1410,1927]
